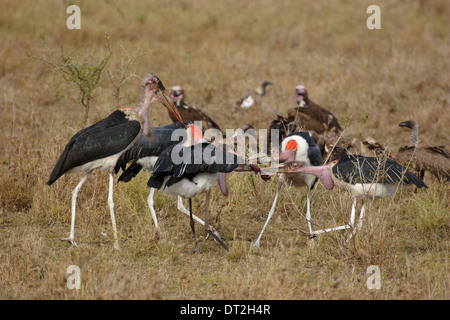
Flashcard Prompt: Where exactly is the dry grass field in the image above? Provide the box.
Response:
[0,0,449,301]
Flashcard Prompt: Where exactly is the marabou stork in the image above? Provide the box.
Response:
[147,125,246,252]
[287,154,428,243]
[253,131,323,248]
[115,121,222,236]
[47,74,183,249]
[114,121,192,228]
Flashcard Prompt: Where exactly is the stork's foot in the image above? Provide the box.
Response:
[252,240,261,248]
[206,225,229,251]
[61,237,78,248]
[192,245,201,253]
[205,225,222,241]
[309,237,316,250]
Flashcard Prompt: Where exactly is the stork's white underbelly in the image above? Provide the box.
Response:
[160,172,219,199]
[67,133,140,174]
[67,152,125,173]
[334,178,404,199]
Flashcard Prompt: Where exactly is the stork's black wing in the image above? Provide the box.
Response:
[148,143,241,189]
[333,155,427,188]
[114,121,187,174]
[47,110,141,185]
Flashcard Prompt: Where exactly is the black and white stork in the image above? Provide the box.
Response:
[288,154,428,243]
[286,85,342,135]
[114,121,194,229]
[252,131,323,248]
[397,120,450,182]
[147,125,244,252]
[47,74,183,249]
[233,81,273,112]
[169,86,222,131]
[115,121,220,233]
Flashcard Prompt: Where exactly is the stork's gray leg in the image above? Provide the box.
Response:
[305,189,316,249]
[147,187,159,229]
[346,201,365,244]
[189,198,200,253]
[311,196,355,235]
[148,191,204,229]
[204,190,228,251]
[178,196,205,226]
[349,196,356,227]
[61,171,91,247]
[253,181,283,248]
[108,170,120,250]
[177,196,189,215]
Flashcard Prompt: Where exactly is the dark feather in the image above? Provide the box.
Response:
[168,104,221,131]
[114,121,187,174]
[148,143,241,189]
[333,155,427,188]
[288,99,342,134]
[117,162,143,182]
[47,110,141,185]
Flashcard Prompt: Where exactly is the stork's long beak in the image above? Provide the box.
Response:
[154,88,184,124]
[148,77,183,123]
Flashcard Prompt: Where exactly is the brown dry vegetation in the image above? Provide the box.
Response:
[0,0,449,300]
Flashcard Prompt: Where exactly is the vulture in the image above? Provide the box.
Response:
[396,120,450,181]
[286,85,342,135]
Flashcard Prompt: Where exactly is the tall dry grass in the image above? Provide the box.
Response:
[0,0,449,300]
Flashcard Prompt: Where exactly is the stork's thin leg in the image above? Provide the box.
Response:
[204,190,228,251]
[189,198,200,253]
[346,201,365,244]
[108,170,120,250]
[148,191,203,228]
[305,189,316,249]
[177,196,206,226]
[253,181,283,248]
[147,188,159,229]
[177,196,189,215]
[61,171,91,247]
[349,196,356,227]
[204,190,211,240]
[204,190,210,227]
[312,197,356,235]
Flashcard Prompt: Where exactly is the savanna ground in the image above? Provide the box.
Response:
[0,0,449,300]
